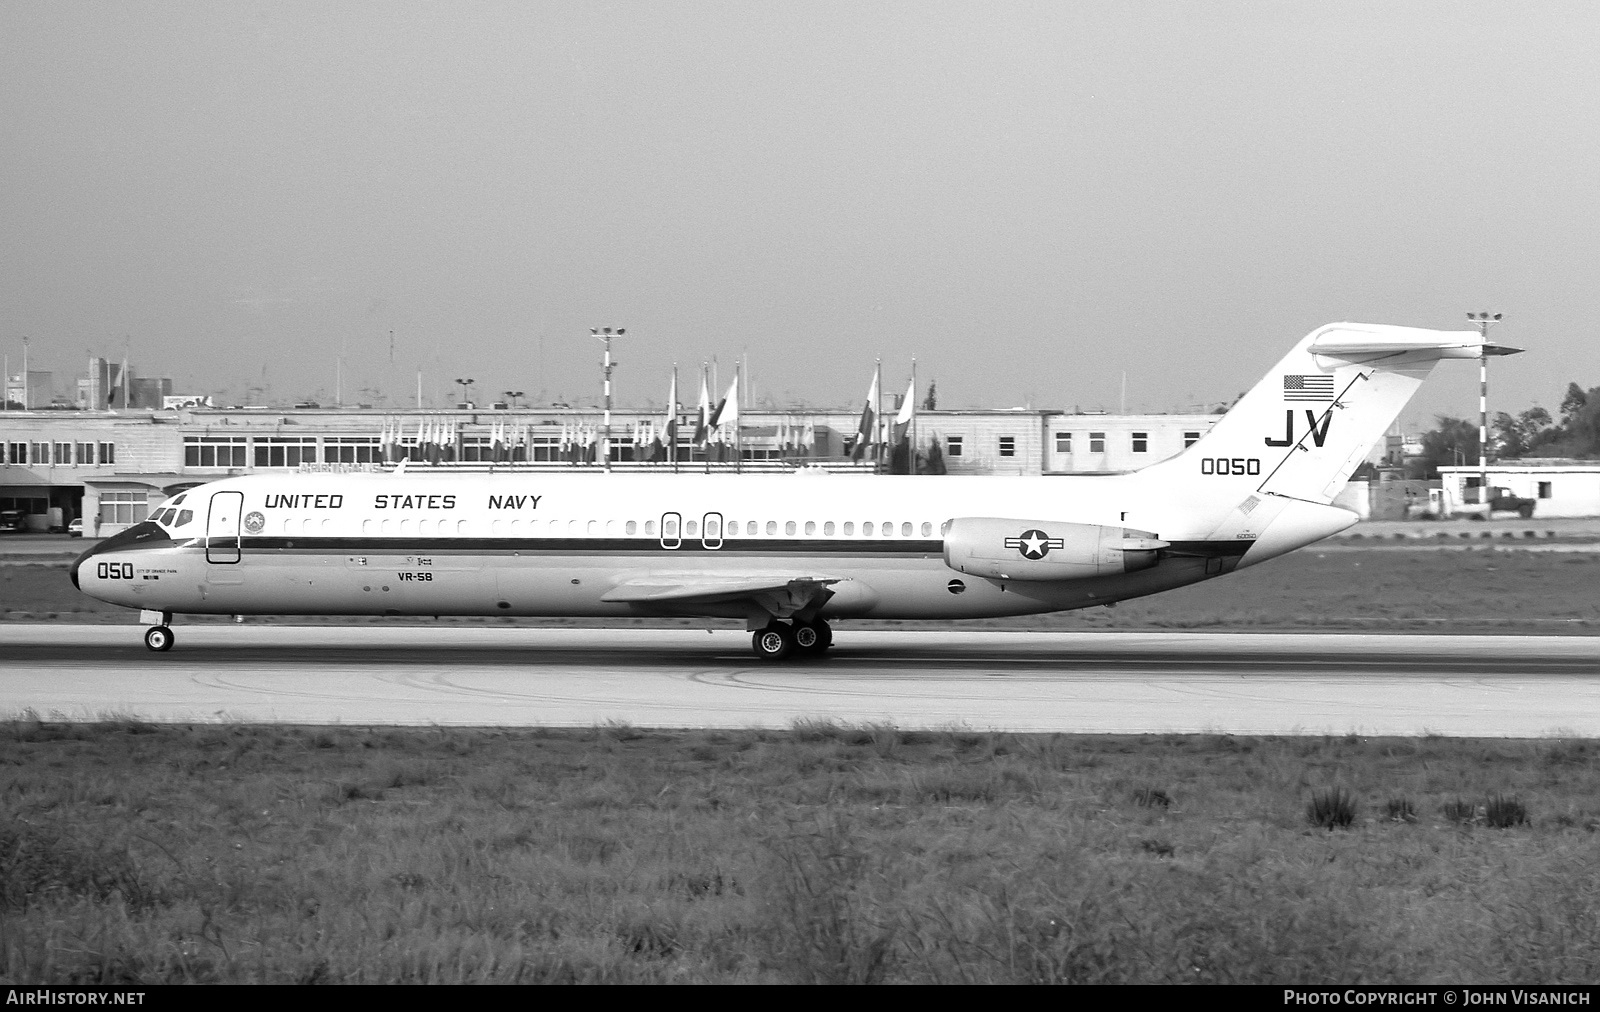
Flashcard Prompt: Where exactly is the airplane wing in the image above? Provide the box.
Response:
[600,573,841,620]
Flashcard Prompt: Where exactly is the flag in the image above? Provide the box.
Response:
[802,418,815,456]
[708,374,738,440]
[850,368,879,461]
[692,369,711,446]
[893,377,915,444]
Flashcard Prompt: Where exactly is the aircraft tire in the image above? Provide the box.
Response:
[752,624,794,662]
[144,626,174,652]
[791,619,831,657]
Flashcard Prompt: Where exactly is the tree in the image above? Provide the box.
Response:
[921,381,937,411]
[1410,416,1481,479]
[1560,383,1589,427]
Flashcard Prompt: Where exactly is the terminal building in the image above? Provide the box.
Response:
[0,403,1220,535]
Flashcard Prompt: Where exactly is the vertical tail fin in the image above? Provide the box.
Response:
[1144,323,1499,514]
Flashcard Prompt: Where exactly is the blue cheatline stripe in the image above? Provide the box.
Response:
[238,536,946,555]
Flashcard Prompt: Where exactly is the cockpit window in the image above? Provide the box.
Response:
[172,493,186,506]
[176,509,193,527]
[156,508,177,525]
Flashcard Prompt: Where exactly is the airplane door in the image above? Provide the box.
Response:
[660,512,682,550]
[206,491,243,564]
[701,512,723,550]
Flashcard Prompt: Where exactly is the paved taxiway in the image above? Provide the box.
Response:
[2,624,1596,736]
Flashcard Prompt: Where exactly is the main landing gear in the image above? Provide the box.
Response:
[141,610,174,652]
[751,619,832,662]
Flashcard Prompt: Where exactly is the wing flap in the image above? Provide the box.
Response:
[601,574,840,607]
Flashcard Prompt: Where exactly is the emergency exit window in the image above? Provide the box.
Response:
[1539,482,1553,499]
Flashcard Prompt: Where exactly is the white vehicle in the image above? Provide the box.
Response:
[73,322,1507,659]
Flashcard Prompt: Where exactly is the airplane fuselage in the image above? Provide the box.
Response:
[74,469,1260,622]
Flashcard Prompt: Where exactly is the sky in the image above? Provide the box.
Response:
[2,1,1597,430]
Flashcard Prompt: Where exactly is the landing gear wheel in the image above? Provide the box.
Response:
[751,623,794,661]
[144,626,174,652]
[791,619,832,657]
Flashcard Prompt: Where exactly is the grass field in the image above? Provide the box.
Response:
[5,546,1600,633]
[7,546,1598,983]
[3,720,1599,984]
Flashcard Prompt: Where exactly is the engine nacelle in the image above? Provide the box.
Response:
[942,517,1168,582]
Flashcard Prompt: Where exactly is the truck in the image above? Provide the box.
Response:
[1406,485,1535,520]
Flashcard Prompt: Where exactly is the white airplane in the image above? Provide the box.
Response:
[72,322,1509,660]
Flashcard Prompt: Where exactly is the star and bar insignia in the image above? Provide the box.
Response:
[1004,529,1066,560]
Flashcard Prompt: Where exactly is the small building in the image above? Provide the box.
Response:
[1439,462,1600,519]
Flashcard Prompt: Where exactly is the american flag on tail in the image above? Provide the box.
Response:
[1283,374,1334,402]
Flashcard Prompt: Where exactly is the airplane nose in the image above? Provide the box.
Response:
[70,540,102,590]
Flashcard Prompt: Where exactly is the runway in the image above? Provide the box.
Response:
[1,624,1596,736]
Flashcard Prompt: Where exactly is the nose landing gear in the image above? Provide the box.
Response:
[140,610,174,652]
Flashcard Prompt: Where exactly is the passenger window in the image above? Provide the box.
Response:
[901,522,912,537]
[686,520,698,537]
[883,522,893,537]
[645,520,656,536]
[747,521,757,535]
[844,522,855,536]
[665,518,679,537]
[824,521,835,536]
[804,521,816,535]
[863,522,874,536]
[626,520,637,535]
[785,521,796,535]
[920,522,931,537]
[706,518,720,537]
[766,521,777,535]
[587,520,599,535]
[724,519,735,535]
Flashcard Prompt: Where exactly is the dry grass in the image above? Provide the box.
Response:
[4,720,1600,983]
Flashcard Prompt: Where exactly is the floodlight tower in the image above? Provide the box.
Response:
[1466,311,1518,511]
[592,328,625,470]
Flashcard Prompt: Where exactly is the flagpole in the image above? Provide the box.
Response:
[735,365,742,475]
[671,364,679,473]
[911,358,918,475]
[874,359,883,474]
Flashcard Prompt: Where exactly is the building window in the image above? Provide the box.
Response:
[254,437,318,468]
[99,490,149,526]
[53,443,71,465]
[75,443,95,465]
[185,436,248,468]
[1089,432,1106,453]
[6,442,25,465]
[946,436,963,457]
[327,437,381,463]
[1055,432,1071,453]
[1131,432,1148,453]
[1539,482,1553,499]
[98,443,115,465]
[1184,431,1201,448]
[999,436,1016,457]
